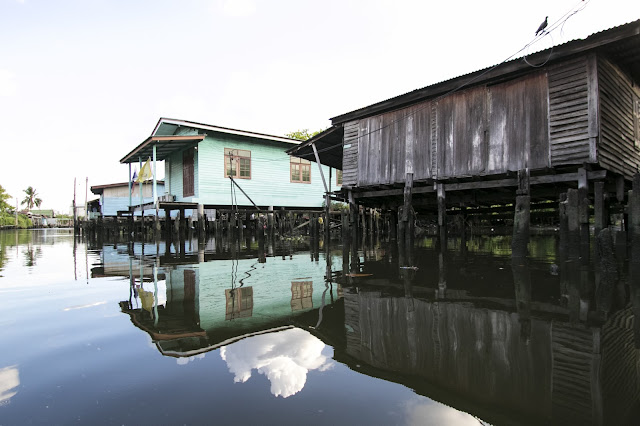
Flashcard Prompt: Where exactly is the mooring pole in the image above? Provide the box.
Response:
[310,143,330,243]
[512,169,531,258]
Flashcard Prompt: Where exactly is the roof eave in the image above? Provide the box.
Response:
[119,135,206,164]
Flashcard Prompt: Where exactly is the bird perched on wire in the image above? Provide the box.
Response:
[535,16,548,36]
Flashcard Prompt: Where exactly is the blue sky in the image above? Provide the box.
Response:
[1,0,638,212]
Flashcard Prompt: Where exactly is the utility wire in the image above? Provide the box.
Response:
[292,0,593,160]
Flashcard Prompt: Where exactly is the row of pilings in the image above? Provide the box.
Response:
[78,173,640,268]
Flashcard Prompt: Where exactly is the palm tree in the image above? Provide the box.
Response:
[21,186,42,210]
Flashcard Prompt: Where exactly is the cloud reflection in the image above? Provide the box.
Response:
[220,328,333,398]
[0,365,19,406]
[403,398,486,426]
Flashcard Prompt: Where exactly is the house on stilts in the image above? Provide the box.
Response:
[118,118,337,231]
[288,19,640,243]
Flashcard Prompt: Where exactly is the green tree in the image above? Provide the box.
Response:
[0,184,10,213]
[285,129,324,141]
[21,186,42,210]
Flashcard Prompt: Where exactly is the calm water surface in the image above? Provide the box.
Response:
[0,229,639,425]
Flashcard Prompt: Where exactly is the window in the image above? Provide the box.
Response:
[336,169,343,186]
[224,148,251,179]
[291,157,311,183]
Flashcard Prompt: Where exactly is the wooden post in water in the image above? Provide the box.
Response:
[594,181,608,236]
[578,167,590,261]
[403,173,414,250]
[512,169,530,258]
[389,209,398,241]
[174,210,181,236]
[437,183,447,249]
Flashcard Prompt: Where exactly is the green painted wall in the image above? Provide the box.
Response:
[163,128,331,208]
[165,253,341,333]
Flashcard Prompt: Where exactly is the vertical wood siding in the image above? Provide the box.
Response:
[342,121,359,187]
[488,72,549,172]
[348,71,550,186]
[548,57,592,165]
[357,104,433,185]
[597,57,640,178]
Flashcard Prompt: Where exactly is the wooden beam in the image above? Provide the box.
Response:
[352,170,607,199]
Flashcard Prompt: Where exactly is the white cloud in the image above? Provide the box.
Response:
[220,327,333,398]
[403,398,486,426]
[0,366,20,406]
[0,70,18,97]
[176,353,206,365]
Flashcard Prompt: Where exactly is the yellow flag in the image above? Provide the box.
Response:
[136,158,153,183]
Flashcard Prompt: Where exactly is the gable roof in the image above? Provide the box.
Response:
[152,117,303,145]
[120,118,301,164]
[331,19,640,125]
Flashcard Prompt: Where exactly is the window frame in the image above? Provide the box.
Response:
[290,156,311,184]
[336,169,343,186]
[224,148,251,179]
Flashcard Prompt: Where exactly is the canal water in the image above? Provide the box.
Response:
[0,229,638,425]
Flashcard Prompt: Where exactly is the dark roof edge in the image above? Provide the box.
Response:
[331,19,640,125]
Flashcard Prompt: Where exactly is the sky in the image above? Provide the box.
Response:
[0,0,638,213]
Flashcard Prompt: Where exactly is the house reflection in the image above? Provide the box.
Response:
[291,281,313,312]
[110,241,340,360]
[334,240,640,426]
[225,287,253,320]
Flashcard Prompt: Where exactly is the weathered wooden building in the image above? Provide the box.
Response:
[289,20,640,235]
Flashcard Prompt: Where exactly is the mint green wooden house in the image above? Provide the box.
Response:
[120,118,339,216]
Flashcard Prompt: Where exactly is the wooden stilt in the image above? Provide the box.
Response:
[512,169,531,258]
[594,182,608,236]
[437,183,447,249]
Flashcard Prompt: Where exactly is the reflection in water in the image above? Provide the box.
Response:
[5,229,639,424]
[403,398,484,426]
[220,327,333,398]
[0,365,19,406]
[225,287,253,320]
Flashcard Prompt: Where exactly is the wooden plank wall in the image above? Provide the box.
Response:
[548,56,592,166]
[342,121,359,187]
[356,105,433,186]
[343,290,554,418]
[349,71,551,186]
[488,72,549,173]
[597,57,640,179]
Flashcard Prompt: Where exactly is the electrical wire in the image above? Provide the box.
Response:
[291,0,593,160]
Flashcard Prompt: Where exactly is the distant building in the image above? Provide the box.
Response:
[90,181,165,217]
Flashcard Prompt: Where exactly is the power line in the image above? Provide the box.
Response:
[295,0,593,160]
